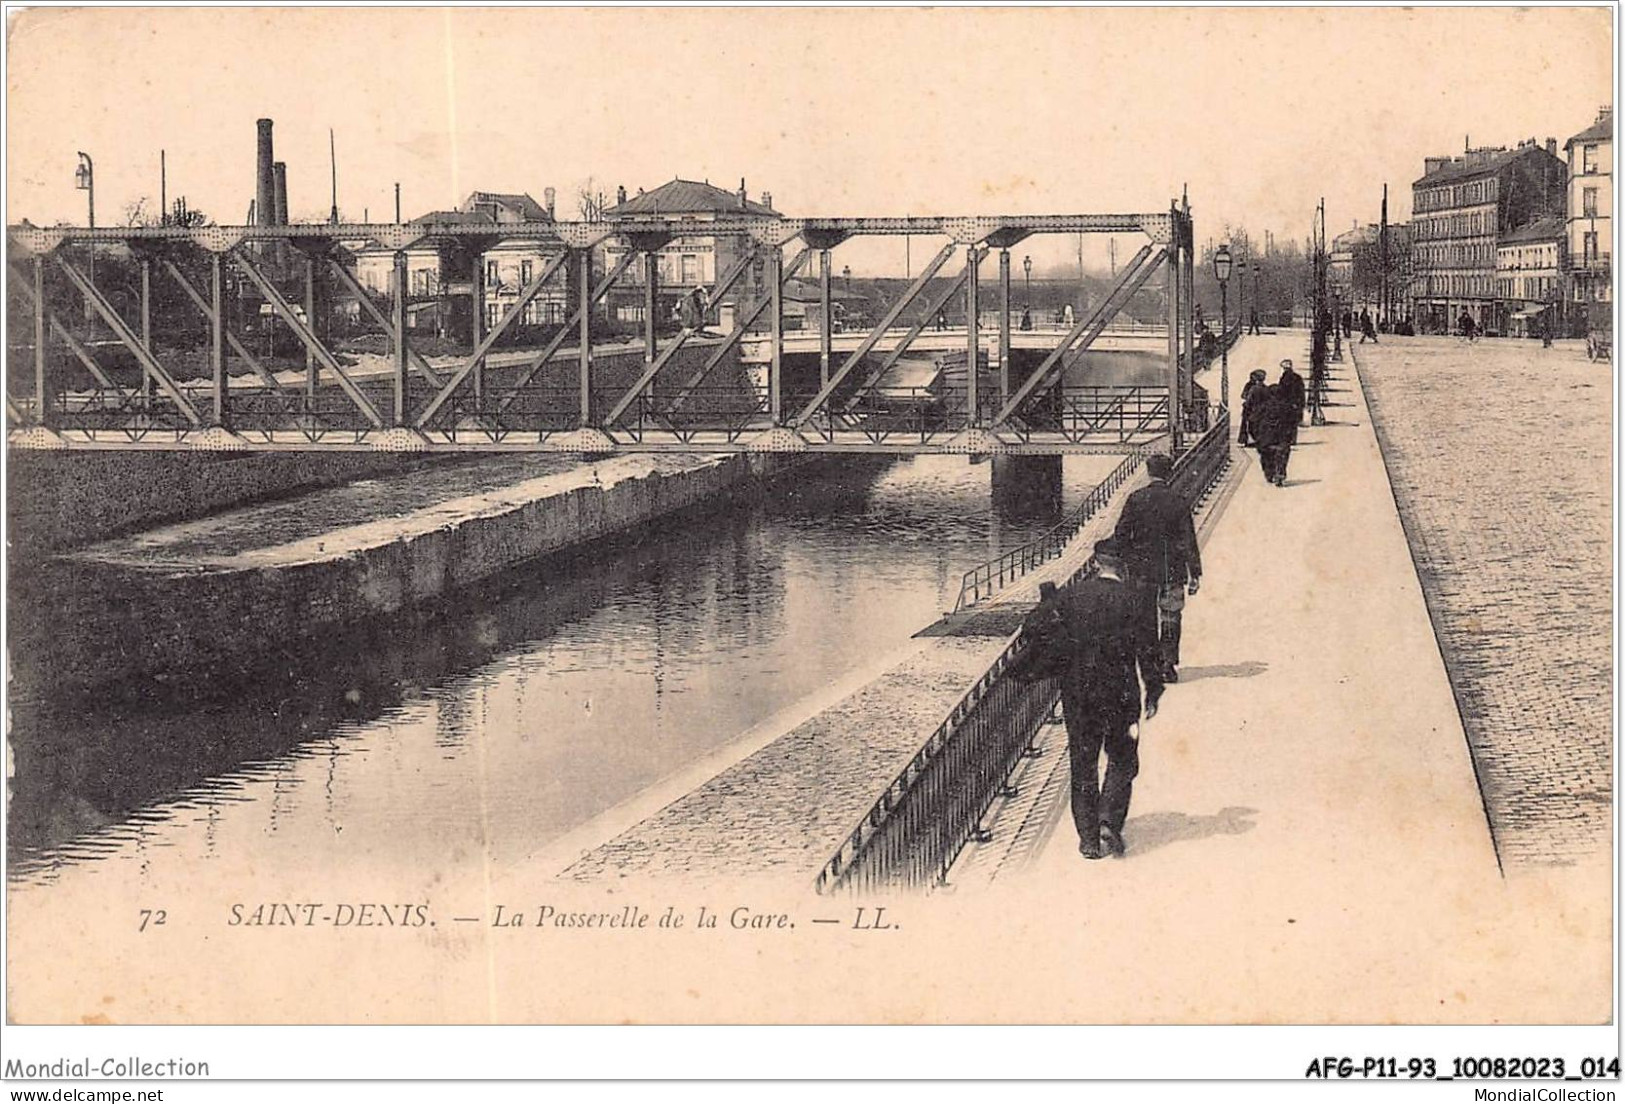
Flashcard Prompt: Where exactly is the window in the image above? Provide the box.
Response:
[485,260,500,286]
[1584,231,1599,262]
[1583,188,1598,217]
[1583,144,1599,174]
[680,254,699,283]
[521,259,534,285]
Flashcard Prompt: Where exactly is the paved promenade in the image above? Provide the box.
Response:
[935,333,1607,1020]
[1353,336,1611,868]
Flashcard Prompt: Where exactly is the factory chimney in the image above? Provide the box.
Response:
[273,162,289,225]
[256,118,276,227]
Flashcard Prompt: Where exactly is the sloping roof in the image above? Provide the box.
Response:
[605,178,779,218]
[408,209,496,227]
[1498,216,1564,245]
[463,191,551,221]
[1414,147,1526,187]
[1566,113,1612,150]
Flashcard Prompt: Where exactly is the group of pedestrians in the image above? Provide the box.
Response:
[1237,359,1304,486]
[1017,453,1202,861]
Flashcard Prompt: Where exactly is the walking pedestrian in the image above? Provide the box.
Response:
[1254,384,1296,486]
[1340,308,1353,339]
[1458,310,1477,342]
[1248,307,1262,335]
[1238,368,1267,446]
[1016,540,1164,859]
[1359,308,1378,344]
[1114,454,1202,683]
[1276,358,1305,444]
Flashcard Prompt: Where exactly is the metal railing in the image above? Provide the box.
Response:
[814,409,1233,895]
[953,449,1146,612]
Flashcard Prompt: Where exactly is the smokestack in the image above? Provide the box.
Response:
[256,118,275,227]
[738,178,747,208]
[273,162,289,225]
[544,186,556,219]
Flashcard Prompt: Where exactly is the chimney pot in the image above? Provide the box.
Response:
[617,185,627,205]
[762,191,773,211]
[544,187,556,219]
[1546,137,1558,155]
[738,178,747,208]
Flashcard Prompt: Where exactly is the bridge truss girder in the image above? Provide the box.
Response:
[6,206,1198,453]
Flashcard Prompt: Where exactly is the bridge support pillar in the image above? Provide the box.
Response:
[998,248,1011,410]
[211,253,227,426]
[139,257,153,406]
[991,455,1063,521]
[966,247,980,425]
[578,248,593,426]
[1166,207,1182,455]
[393,250,409,426]
[32,254,47,426]
[470,247,485,409]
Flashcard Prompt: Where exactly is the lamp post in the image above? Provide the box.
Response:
[75,151,95,324]
[1213,243,1232,414]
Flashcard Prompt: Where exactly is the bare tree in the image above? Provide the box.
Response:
[575,177,610,221]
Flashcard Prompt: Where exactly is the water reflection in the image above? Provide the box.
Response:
[8,453,1118,888]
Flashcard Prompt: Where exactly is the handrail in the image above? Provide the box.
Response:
[952,448,1146,612]
[815,409,1233,895]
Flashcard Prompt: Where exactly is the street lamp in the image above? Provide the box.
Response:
[1213,243,1232,414]
[1021,254,1033,331]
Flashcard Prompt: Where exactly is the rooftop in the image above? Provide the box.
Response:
[463,191,552,222]
[605,178,779,218]
[1566,108,1612,150]
[1498,216,1564,246]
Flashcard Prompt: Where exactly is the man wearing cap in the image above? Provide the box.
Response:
[1021,538,1165,858]
[1277,359,1306,444]
[1114,453,1202,681]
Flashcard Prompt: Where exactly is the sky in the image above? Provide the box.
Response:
[5,5,1614,276]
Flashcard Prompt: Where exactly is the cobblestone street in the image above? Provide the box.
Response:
[1354,336,1612,869]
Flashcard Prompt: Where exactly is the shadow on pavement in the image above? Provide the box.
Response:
[1176,661,1269,681]
[1281,478,1322,488]
[1124,806,1258,857]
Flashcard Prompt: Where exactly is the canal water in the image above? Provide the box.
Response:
[7,453,1123,892]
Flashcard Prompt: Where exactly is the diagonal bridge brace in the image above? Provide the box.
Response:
[325,260,443,388]
[790,242,957,430]
[416,250,571,427]
[991,243,1161,427]
[601,245,757,428]
[664,247,810,415]
[230,250,383,427]
[492,250,640,415]
[158,259,286,394]
[9,264,130,400]
[52,254,201,424]
[840,265,973,414]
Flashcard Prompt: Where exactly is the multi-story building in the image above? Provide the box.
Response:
[353,190,566,335]
[1495,216,1564,336]
[1409,138,1566,334]
[1564,107,1612,309]
[600,178,779,328]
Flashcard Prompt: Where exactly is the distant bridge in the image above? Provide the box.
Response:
[6,206,1219,455]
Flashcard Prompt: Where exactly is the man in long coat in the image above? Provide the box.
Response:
[1020,540,1165,858]
[1254,384,1296,486]
[1114,454,1202,681]
[1276,359,1306,444]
